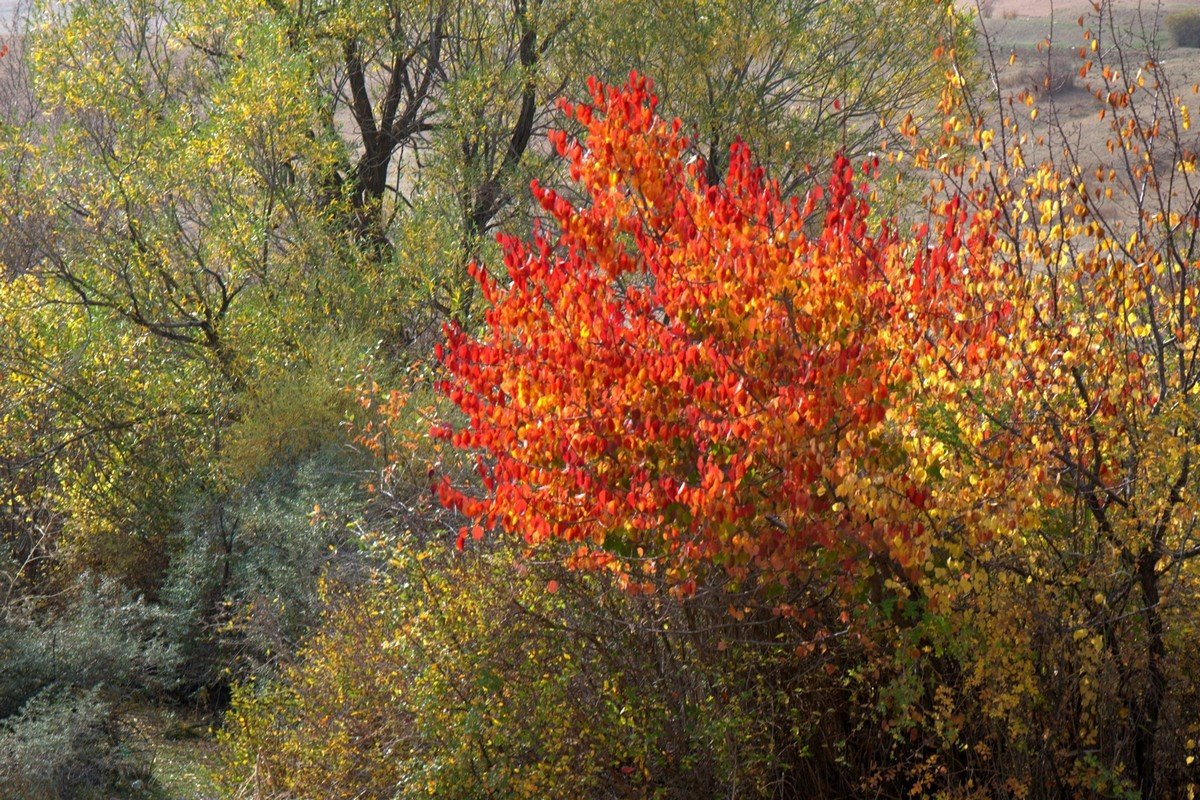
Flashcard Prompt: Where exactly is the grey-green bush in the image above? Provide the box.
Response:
[161,446,368,695]
[0,577,179,719]
[0,687,149,800]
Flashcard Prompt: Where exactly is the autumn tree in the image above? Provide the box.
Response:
[435,73,1003,601]
[0,0,964,621]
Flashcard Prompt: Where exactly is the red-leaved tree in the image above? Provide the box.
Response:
[435,73,1009,599]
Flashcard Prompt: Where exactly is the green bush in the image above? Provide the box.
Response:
[222,331,370,486]
[217,545,664,799]
[0,577,179,720]
[0,578,176,799]
[0,687,150,800]
[1167,10,1200,48]
[161,447,367,696]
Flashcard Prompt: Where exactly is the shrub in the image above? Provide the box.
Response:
[217,544,654,799]
[222,331,370,486]
[217,537,851,799]
[998,46,1079,95]
[0,578,175,799]
[0,577,179,720]
[0,687,150,799]
[161,447,368,696]
[1167,10,1200,48]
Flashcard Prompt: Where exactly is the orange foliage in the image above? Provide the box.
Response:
[435,73,1018,596]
